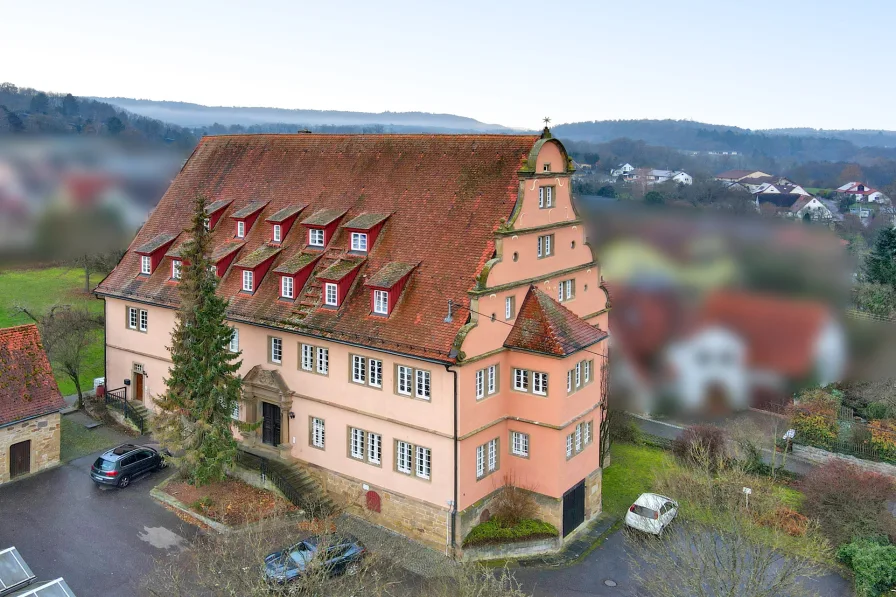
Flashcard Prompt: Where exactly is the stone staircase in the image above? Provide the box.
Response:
[237,447,335,517]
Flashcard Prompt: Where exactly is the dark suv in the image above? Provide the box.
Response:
[90,444,166,488]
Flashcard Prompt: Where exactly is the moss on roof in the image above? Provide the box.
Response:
[318,258,363,282]
[365,262,417,288]
[211,240,245,261]
[231,200,269,219]
[135,233,177,255]
[273,252,320,275]
[234,244,281,269]
[302,208,347,227]
[343,212,391,230]
[205,198,232,215]
[266,205,306,223]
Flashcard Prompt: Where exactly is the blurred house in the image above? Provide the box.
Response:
[757,193,834,221]
[714,169,772,184]
[51,172,147,231]
[836,181,890,204]
[610,163,634,177]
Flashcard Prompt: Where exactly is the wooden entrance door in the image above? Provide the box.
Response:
[9,440,31,479]
[134,373,144,402]
[562,480,586,536]
[262,403,281,447]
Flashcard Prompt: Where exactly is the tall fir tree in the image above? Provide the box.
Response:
[865,226,896,288]
[153,194,252,485]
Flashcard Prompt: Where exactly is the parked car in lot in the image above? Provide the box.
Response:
[90,444,166,488]
[263,534,367,584]
[624,492,678,535]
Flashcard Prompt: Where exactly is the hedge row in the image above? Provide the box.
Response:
[462,518,559,547]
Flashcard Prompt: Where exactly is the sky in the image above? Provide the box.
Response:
[3,0,895,131]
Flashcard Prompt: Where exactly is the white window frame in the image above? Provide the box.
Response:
[171,260,182,280]
[505,297,513,319]
[532,371,548,396]
[373,290,389,315]
[352,355,367,384]
[537,234,553,258]
[397,365,412,396]
[237,220,246,238]
[209,264,218,277]
[316,347,329,374]
[350,428,365,460]
[487,365,497,395]
[566,434,573,458]
[281,275,294,299]
[311,417,325,448]
[140,255,152,275]
[369,358,382,388]
[139,309,148,332]
[273,224,282,243]
[270,337,282,364]
[475,369,484,399]
[575,423,582,452]
[229,327,239,353]
[476,445,485,478]
[128,307,138,330]
[538,185,553,208]
[567,370,573,393]
[396,441,412,474]
[416,446,431,480]
[309,228,325,247]
[487,438,498,473]
[367,432,382,465]
[511,431,529,457]
[513,368,529,392]
[584,360,591,384]
[559,279,574,302]
[324,283,338,306]
[350,232,368,252]
[301,344,314,371]
[242,269,254,292]
[203,217,211,231]
[415,369,431,400]
[584,421,592,445]
[575,362,582,388]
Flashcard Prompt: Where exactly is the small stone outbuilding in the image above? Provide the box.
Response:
[0,324,66,485]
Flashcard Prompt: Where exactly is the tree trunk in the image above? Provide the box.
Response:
[73,376,83,410]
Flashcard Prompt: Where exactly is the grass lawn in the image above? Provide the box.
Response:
[59,415,129,462]
[0,267,105,396]
[602,442,672,515]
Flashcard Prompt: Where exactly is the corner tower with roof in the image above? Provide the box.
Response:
[95,128,609,555]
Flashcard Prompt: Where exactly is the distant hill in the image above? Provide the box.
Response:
[92,97,515,133]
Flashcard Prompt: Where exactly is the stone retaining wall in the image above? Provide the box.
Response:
[461,536,560,561]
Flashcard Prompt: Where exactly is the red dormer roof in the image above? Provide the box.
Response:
[0,324,66,427]
[504,286,608,357]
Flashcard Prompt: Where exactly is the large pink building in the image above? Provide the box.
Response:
[96,129,610,553]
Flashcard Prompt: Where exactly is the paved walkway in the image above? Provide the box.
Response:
[517,515,619,568]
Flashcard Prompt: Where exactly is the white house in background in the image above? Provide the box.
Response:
[837,182,890,204]
[643,170,693,185]
[790,196,834,221]
[671,171,693,185]
[610,163,634,177]
[714,169,772,184]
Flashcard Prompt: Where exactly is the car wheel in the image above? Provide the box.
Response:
[157,460,168,470]
[345,562,360,576]
[118,475,131,488]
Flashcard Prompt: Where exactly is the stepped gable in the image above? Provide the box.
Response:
[504,286,608,357]
[96,133,540,360]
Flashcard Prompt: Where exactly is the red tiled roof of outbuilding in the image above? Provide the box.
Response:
[0,324,66,427]
[504,287,608,357]
[95,134,541,361]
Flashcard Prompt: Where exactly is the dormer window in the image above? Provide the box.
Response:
[373,290,388,315]
[203,218,210,231]
[281,275,294,299]
[209,264,218,276]
[242,270,254,292]
[309,228,325,247]
[171,260,182,280]
[141,255,152,275]
[273,224,282,243]
[236,221,246,238]
[351,232,368,252]
[324,283,338,306]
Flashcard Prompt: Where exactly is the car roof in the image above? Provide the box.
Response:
[633,493,673,509]
[102,444,145,459]
[304,533,361,547]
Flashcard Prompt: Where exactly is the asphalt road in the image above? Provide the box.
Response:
[0,449,199,597]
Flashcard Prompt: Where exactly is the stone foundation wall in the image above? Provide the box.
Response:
[300,461,450,552]
[585,467,603,521]
[0,412,61,485]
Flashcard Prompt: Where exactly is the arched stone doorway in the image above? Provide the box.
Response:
[241,366,293,454]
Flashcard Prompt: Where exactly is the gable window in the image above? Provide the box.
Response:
[324,283,338,307]
[269,336,282,364]
[352,355,367,384]
[532,371,548,396]
[301,344,314,371]
[127,307,138,330]
[309,228,325,247]
[558,279,574,302]
[310,417,325,449]
[511,431,529,457]
[316,347,329,375]
[350,232,368,252]
[171,260,182,280]
[415,369,431,400]
[242,270,254,292]
[373,290,389,315]
[229,328,239,353]
[273,224,282,243]
[505,296,515,320]
[543,163,551,173]
[140,255,152,275]
[139,309,148,332]
[281,276,294,299]
[513,368,529,392]
[396,441,413,474]
[396,365,412,396]
[236,220,246,238]
[538,186,554,208]
[536,234,554,258]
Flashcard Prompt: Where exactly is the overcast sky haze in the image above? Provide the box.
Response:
[3,0,893,131]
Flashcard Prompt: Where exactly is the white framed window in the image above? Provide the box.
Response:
[350,428,365,460]
[532,371,548,396]
[171,260,182,280]
[584,421,592,445]
[352,355,367,384]
[538,186,553,208]
[368,432,382,465]
[487,438,498,473]
[242,269,254,292]
[513,368,529,392]
[584,360,591,383]
[416,446,431,480]
[350,232,368,252]
[505,296,514,319]
[229,327,239,353]
[566,434,573,458]
[475,370,484,399]
[543,163,552,173]
[273,224,282,243]
[575,423,582,452]
[140,255,152,275]
[559,279,574,302]
[567,370,572,393]
[301,344,314,371]
[209,264,218,277]
[476,445,485,478]
[511,431,529,457]
[575,362,582,388]
[369,358,382,388]
[203,217,210,231]
[324,283,338,306]
[415,369,431,400]
[311,417,325,448]
[537,234,553,258]
[316,347,329,375]
[396,441,412,474]
[397,365,412,396]
[237,220,246,238]
[139,309,148,332]
[127,307,138,330]
[270,337,282,364]
[281,276,294,299]
[373,290,389,315]
[309,228,325,247]
[487,365,497,395]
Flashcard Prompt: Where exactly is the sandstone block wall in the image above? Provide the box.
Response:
[0,412,61,485]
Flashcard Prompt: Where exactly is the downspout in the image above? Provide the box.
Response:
[444,362,459,558]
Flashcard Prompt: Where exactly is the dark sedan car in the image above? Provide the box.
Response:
[263,534,367,584]
[90,444,167,488]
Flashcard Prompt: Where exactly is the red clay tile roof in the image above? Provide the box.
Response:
[504,287,608,357]
[266,205,306,223]
[135,233,177,255]
[365,262,418,288]
[230,200,269,219]
[95,133,540,361]
[234,245,282,269]
[0,324,65,427]
[696,290,831,376]
[318,258,363,282]
[273,252,320,275]
[211,240,245,262]
[302,208,347,227]
[205,198,232,215]
[343,213,391,230]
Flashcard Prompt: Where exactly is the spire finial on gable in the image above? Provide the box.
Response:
[541,117,552,139]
